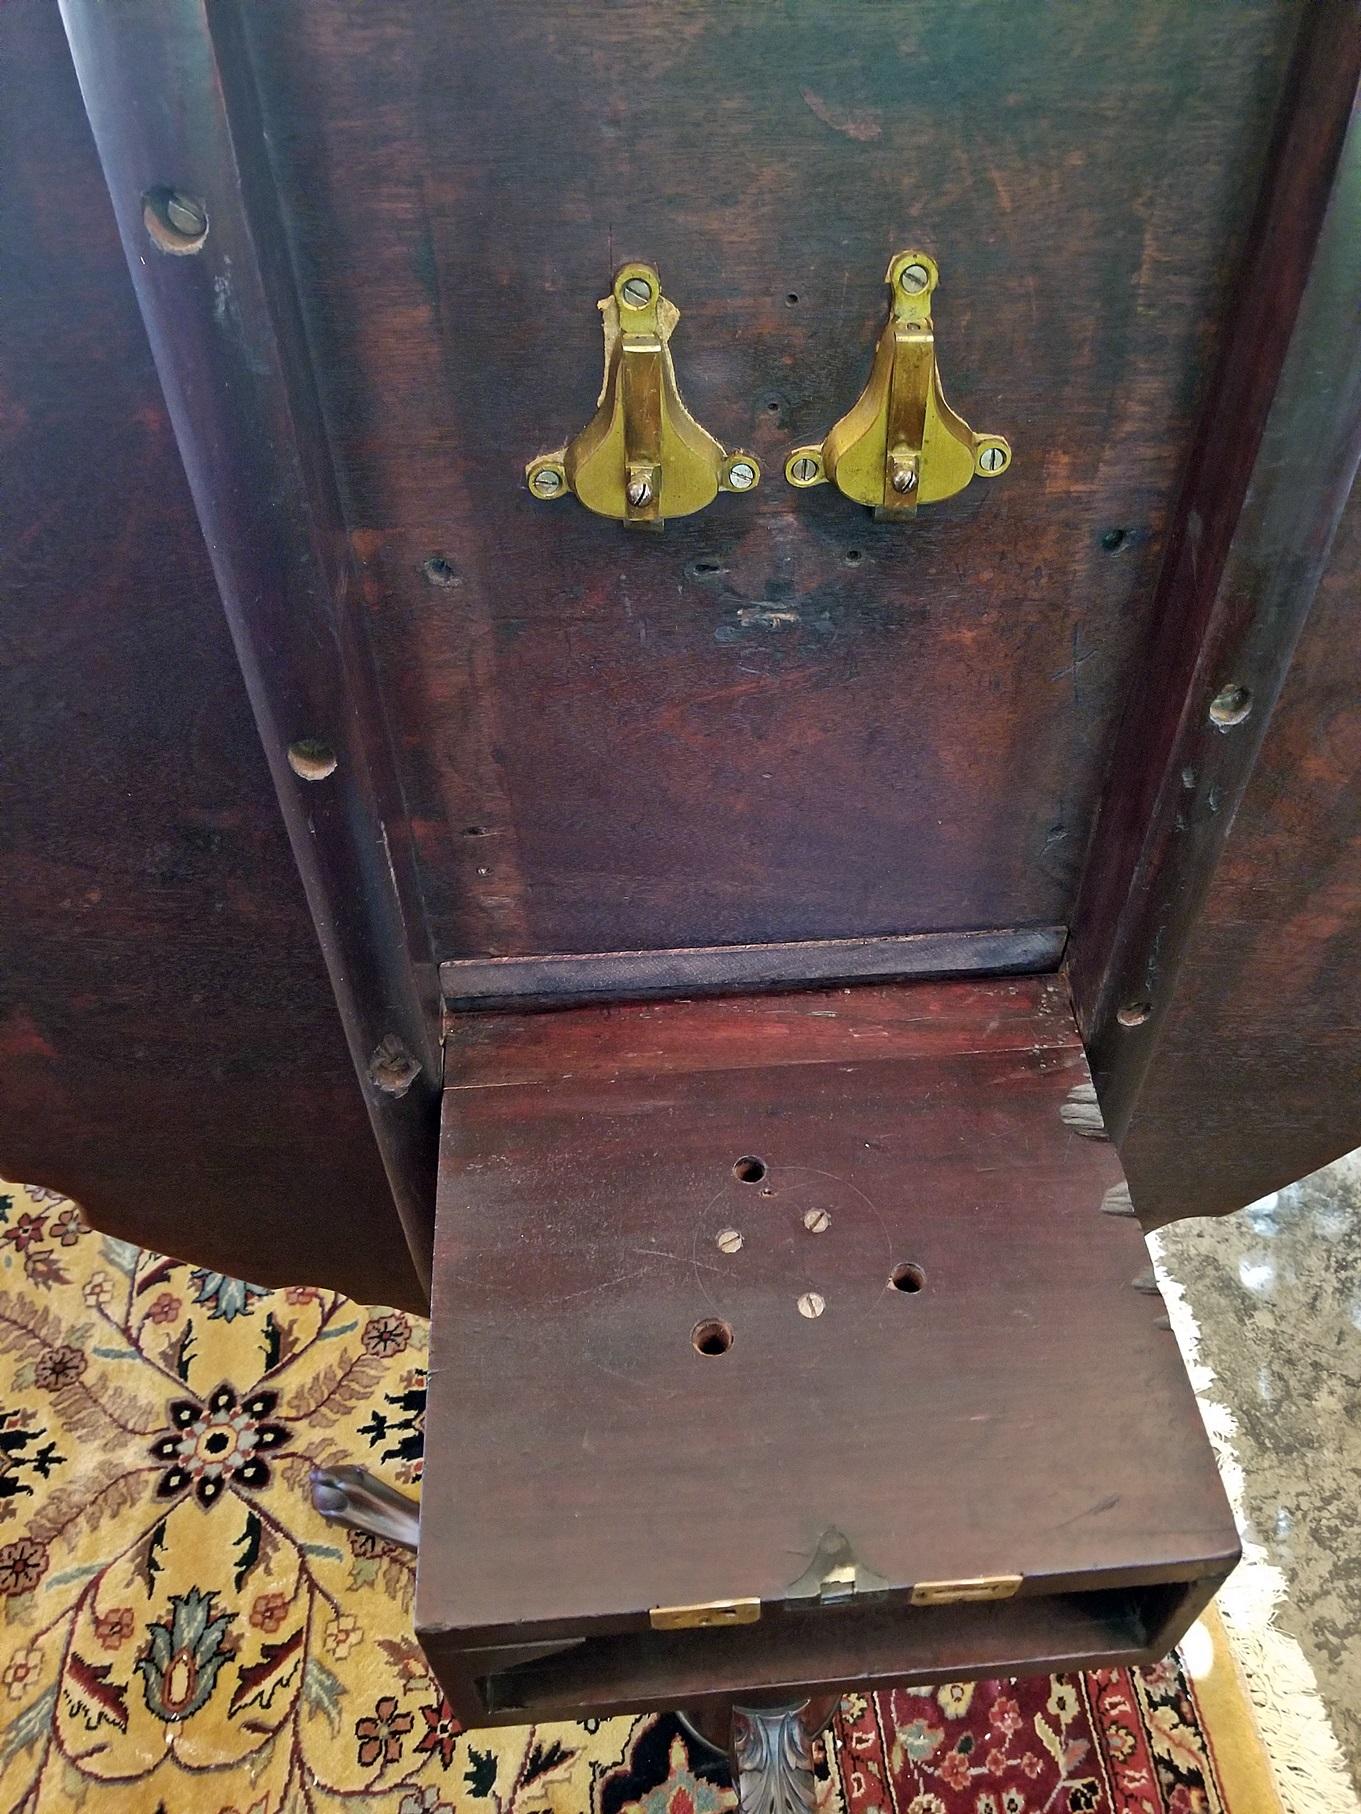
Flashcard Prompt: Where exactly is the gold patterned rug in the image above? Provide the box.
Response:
[0,1174,1281,1814]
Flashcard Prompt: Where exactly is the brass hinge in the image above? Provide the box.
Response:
[910,1574,1022,1607]
[649,1597,761,1631]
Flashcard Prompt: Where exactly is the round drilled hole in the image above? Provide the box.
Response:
[423,554,460,588]
[1117,1000,1153,1028]
[733,1155,767,1183]
[1101,527,1128,553]
[286,739,337,782]
[142,187,209,255]
[785,293,800,306]
[1209,683,1253,729]
[692,1318,733,1357]
[845,548,863,566]
[890,1262,925,1294]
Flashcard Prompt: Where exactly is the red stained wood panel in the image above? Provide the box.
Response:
[0,3,422,1312]
[421,976,1236,1713]
[241,1,1297,963]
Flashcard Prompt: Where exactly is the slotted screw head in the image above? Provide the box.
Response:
[790,456,820,484]
[531,467,563,496]
[165,191,208,237]
[803,1207,831,1234]
[797,1291,826,1319]
[626,477,654,507]
[891,465,918,494]
[727,459,757,491]
[716,1228,743,1254]
[979,445,1006,473]
[899,261,931,295]
[621,275,654,308]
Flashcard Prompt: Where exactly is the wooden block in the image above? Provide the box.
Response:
[418,976,1237,1722]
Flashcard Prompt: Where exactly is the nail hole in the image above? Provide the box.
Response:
[692,1318,733,1356]
[688,557,726,580]
[785,293,800,306]
[287,739,337,782]
[1117,1001,1153,1027]
[367,1033,422,1098]
[1209,683,1253,729]
[142,187,209,255]
[890,1262,926,1294]
[464,825,489,837]
[766,399,782,414]
[1100,528,1128,553]
[845,549,863,566]
[422,554,460,588]
[733,1156,767,1183]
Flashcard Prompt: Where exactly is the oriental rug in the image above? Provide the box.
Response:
[0,1176,1280,1814]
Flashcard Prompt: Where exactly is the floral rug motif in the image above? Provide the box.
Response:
[0,1176,1276,1813]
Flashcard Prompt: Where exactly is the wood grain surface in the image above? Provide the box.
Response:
[1125,475,1361,1223]
[0,2,423,1312]
[242,0,1295,962]
[441,925,1065,1010]
[421,976,1236,1711]
[1070,1,1361,1144]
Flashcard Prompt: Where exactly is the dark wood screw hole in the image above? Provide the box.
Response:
[786,293,799,306]
[423,555,460,588]
[692,1318,733,1357]
[1101,528,1128,552]
[890,1262,925,1294]
[1209,683,1253,729]
[142,186,208,255]
[845,549,863,565]
[287,739,337,782]
[733,1156,767,1183]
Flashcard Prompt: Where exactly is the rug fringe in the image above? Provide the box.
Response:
[1152,1235,1360,1814]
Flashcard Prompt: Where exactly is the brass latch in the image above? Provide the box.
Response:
[909,1574,1022,1607]
[527,263,760,527]
[785,251,1011,519]
[649,1596,761,1631]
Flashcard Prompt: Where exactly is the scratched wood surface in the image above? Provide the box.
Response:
[1125,479,1361,1223]
[242,0,1296,962]
[0,1,422,1312]
[421,976,1237,1701]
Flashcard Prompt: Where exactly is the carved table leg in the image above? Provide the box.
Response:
[729,1695,838,1814]
[310,1465,420,1550]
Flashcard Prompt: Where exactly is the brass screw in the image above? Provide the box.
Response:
[626,477,654,507]
[790,456,820,484]
[727,459,757,491]
[165,191,208,238]
[891,466,918,494]
[716,1228,744,1254]
[803,1208,831,1234]
[621,275,654,308]
[979,445,1006,473]
[899,261,931,295]
[531,468,563,497]
[797,1291,826,1319]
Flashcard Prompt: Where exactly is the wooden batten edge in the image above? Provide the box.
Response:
[439,924,1067,1011]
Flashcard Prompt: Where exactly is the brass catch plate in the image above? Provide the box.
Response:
[649,1597,761,1631]
[910,1574,1022,1607]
